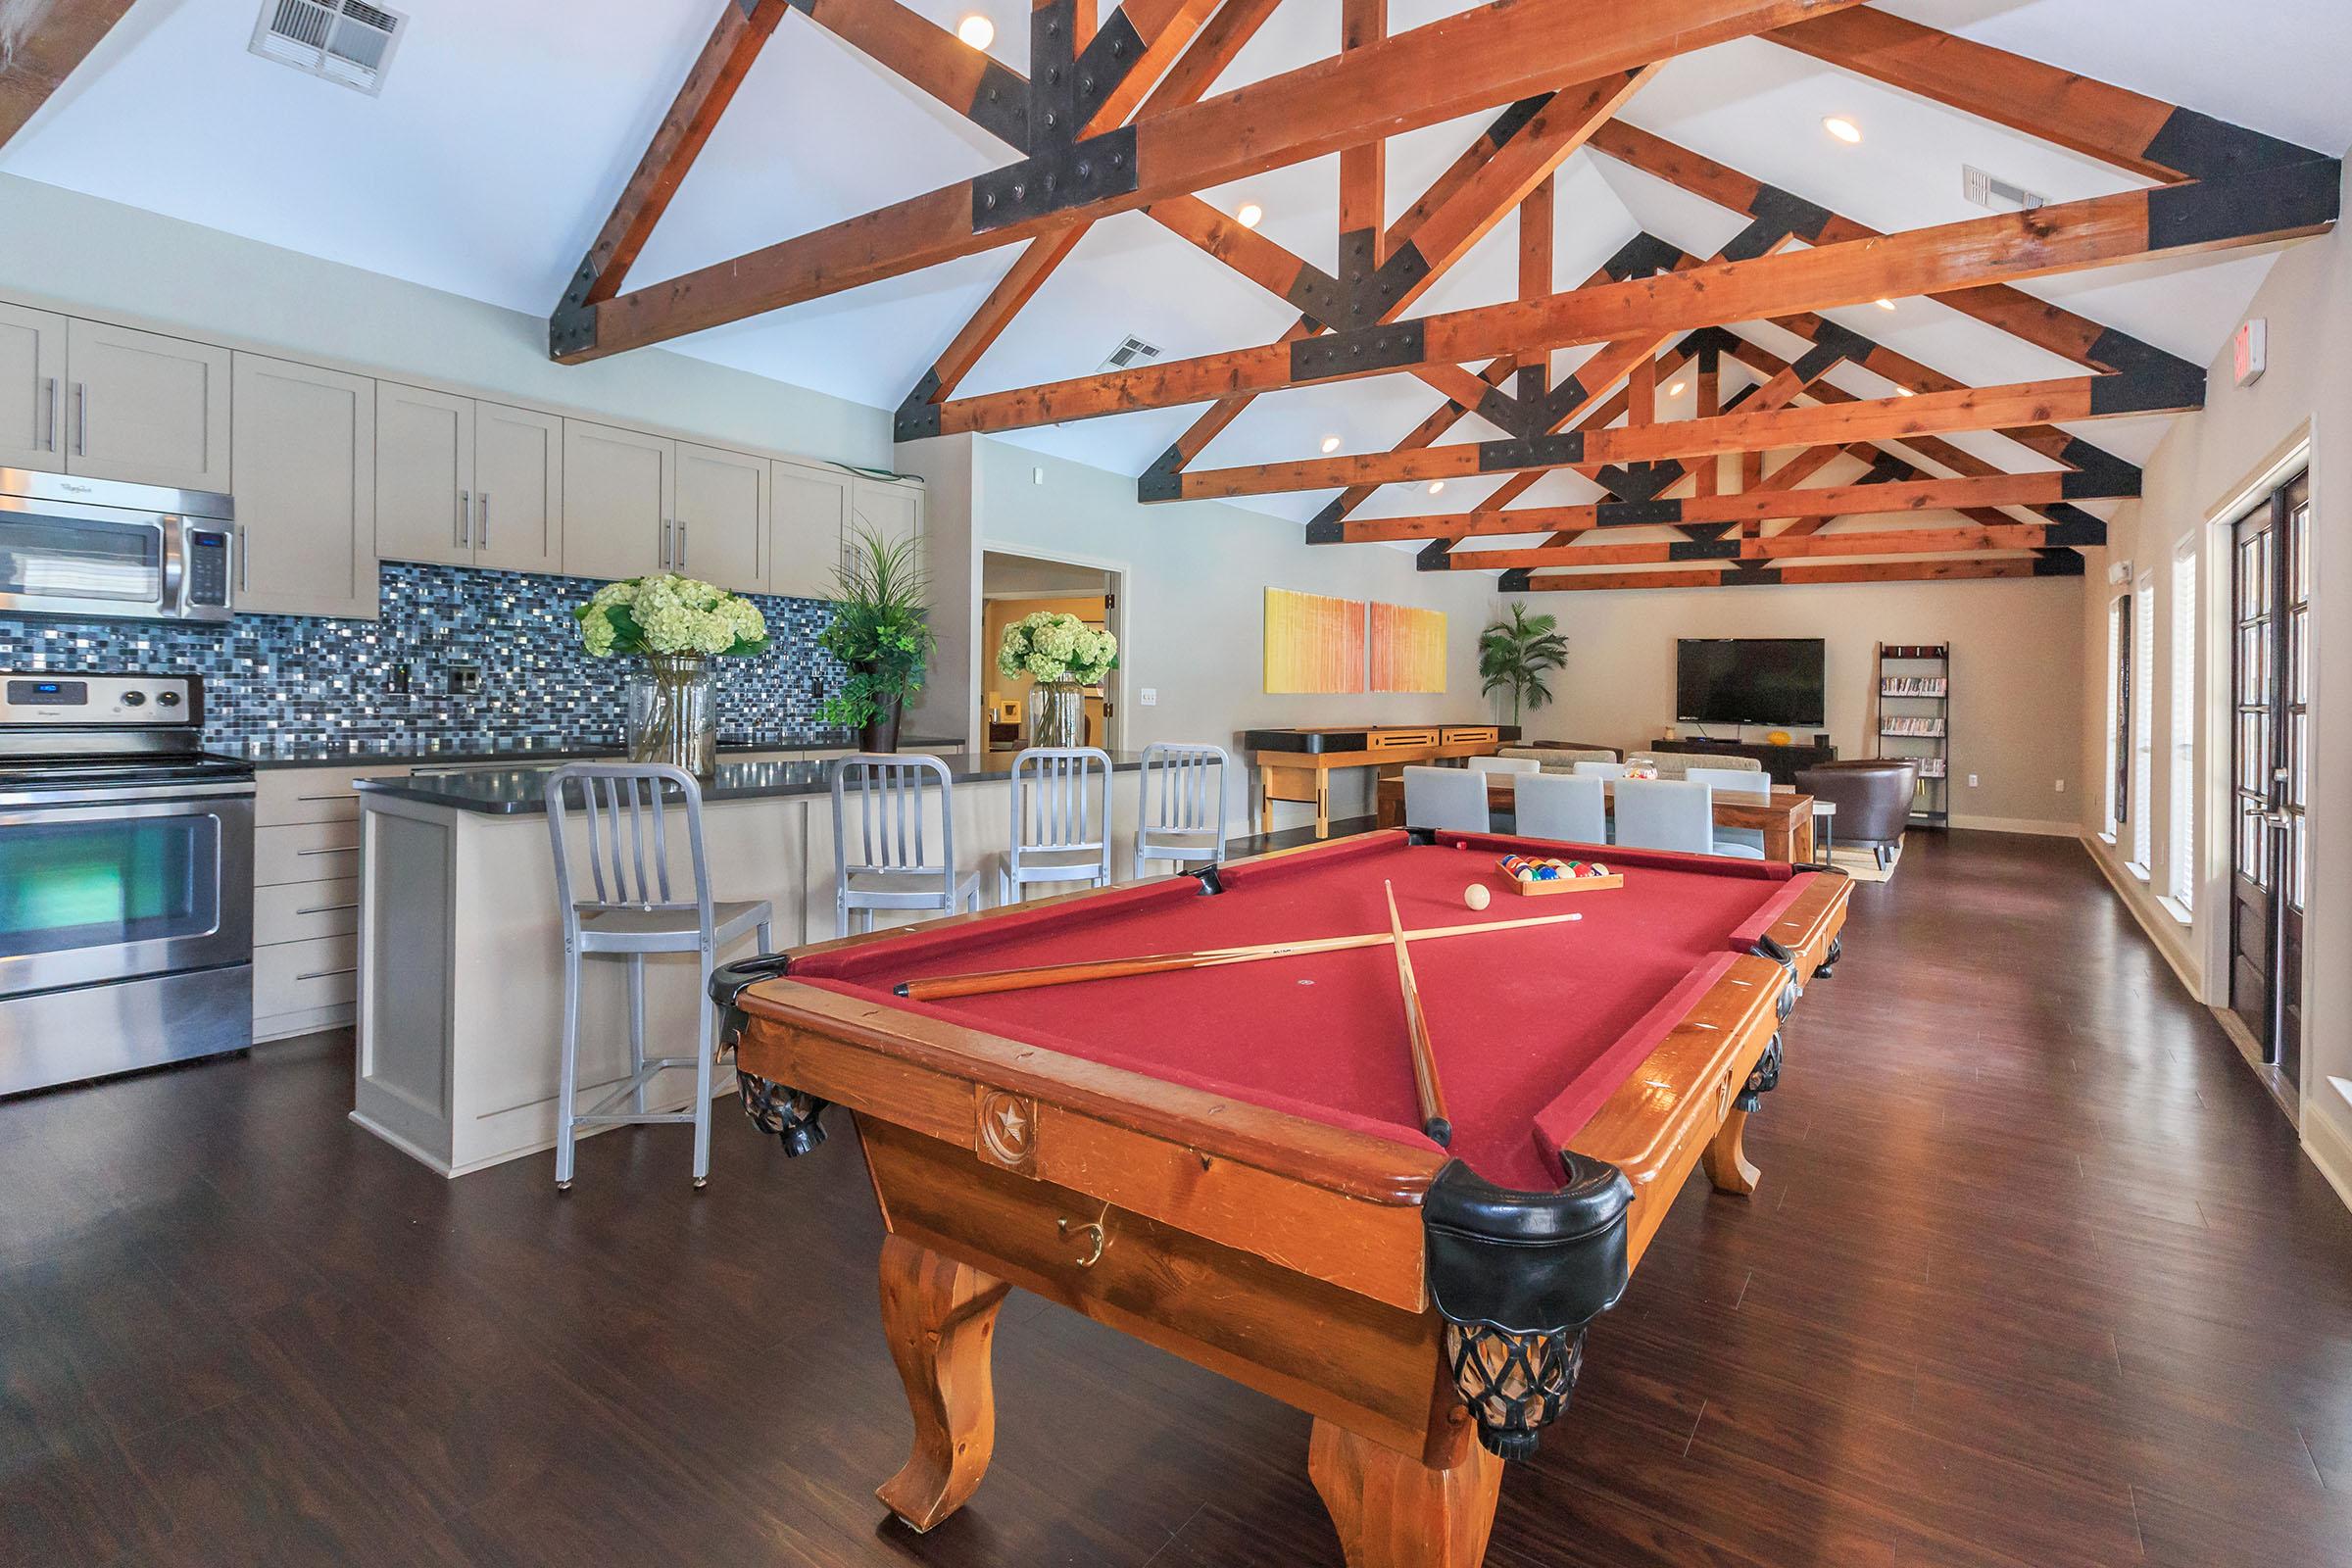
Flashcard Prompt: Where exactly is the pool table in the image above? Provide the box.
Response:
[713,831,1850,1567]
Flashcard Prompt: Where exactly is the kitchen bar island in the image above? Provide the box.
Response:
[352,753,1145,1177]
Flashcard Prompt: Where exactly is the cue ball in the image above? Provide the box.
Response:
[1464,883,1492,910]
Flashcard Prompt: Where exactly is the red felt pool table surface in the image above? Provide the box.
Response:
[791,831,1816,1193]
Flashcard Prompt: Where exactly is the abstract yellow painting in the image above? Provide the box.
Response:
[1263,588,1366,694]
[1369,603,1447,693]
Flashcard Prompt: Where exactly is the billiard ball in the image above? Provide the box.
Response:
[1464,883,1492,910]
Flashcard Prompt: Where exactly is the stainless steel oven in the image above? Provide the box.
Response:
[0,469,234,622]
[0,673,255,1096]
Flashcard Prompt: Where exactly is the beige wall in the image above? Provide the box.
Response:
[0,172,893,469]
[2072,152,2352,1202]
[1524,577,2085,833]
[901,432,1507,829]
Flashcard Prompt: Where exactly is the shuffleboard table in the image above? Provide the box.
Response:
[714,830,1849,1567]
[1245,724,1519,838]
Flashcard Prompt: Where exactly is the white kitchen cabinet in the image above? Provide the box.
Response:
[850,472,924,567]
[64,320,233,491]
[769,459,849,600]
[374,382,473,567]
[472,402,564,574]
[672,441,765,592]
[562,420,671,581]
[231,354,377,617]
[379,388,564,574]
[0,302,67,470]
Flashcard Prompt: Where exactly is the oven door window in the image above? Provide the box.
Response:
[0,813,221,958]
[0,511,164,603]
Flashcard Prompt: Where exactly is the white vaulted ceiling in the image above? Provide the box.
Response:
[8,0,2351,534]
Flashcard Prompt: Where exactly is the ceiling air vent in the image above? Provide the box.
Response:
[250,0,408,96]
[1962,165,2048,214]
[1099,335,1163,372]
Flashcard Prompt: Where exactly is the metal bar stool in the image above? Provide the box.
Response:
[1133,742,1229,876]
[990,746,1114,905]
[834,753,983,935]
[546,763,772,1191]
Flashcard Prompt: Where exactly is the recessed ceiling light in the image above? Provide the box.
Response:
[1823,116,1862,145]
[1320,434,1342,454]
[1427,481,1446,496]
[1875,298,1897,312]
[1668,380,1688,397]
[956,14,995,48]
[1235,202,1264,229]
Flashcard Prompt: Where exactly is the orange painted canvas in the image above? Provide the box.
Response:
[1369,603,1446,693]
[1263,588,1366,694]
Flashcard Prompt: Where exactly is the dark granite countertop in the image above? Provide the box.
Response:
[234,732,961,770]
[355,749,1148,815]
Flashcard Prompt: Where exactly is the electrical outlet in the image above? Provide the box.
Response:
[2055,778,2067,793]
[1139,688,1157,707]
[1967,773,1979,788]
[1033,466,1046,485]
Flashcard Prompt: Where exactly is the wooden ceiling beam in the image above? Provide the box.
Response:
[1454,519,2104,570]
[1764,7,2327,183]
[1343,470,2120,545]
[1185,371,2194,500]
[894,0,1281,428]
[1519,554,2084,593]
[564,0,790,308]
[1339,0,1387,269]
[552,0,1870,361]
[937,163,2335,434]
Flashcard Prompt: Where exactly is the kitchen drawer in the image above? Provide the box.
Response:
[255,766,407,826]
[255,934,360,1014]
[256,821,361,886]
[255,877,360,945]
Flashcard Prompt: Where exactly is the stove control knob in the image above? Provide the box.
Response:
[156,691,183,708]
[121,690,148,707]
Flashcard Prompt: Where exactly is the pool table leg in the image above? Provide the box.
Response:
[1308,1419,1502,1568]
[876,1234,1012,1533]
[1702,1107,1760,1197]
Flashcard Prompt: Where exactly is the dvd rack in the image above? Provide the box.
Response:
[1876,643,1951,827]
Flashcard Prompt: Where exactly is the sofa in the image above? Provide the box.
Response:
[1795,759,1918,869]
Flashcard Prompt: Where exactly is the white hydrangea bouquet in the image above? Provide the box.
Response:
[575,574,768,774]
[996,611,1116,686]
[574,573,769,661]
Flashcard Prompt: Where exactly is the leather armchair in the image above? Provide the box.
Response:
[1795,760,1918,869]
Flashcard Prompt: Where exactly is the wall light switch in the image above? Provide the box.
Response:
[2055,778,2067,793]
[1967,773,1979,788]
[1033,466,1046,485]
[1139,688,1157,707]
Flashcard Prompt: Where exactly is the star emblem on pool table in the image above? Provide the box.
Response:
[977,1089,1038,1167]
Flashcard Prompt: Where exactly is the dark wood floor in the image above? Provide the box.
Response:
[6,831,2352,1567]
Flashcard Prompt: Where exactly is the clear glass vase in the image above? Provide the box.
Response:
[626,653,718,775]
[1029,679,1087,750]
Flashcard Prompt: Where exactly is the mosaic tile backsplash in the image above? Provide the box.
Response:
[0,563,849,753]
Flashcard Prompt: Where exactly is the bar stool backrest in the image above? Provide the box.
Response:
[835,753,959,893]
[546,762,714,941]
[1140,743,1228,839]
[1010,747,1112,872]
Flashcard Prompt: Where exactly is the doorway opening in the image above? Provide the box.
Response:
[979,550,1124,757]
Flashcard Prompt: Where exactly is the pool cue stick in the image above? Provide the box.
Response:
[896,907,1583,1002]
[1384,881,1450,1148]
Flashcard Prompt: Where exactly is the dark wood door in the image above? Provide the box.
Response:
[2228,472,2307,1081]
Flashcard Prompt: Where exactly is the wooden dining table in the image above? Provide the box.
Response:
[1374,773,1819,862]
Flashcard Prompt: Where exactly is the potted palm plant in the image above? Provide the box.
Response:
[1478,603,1569,726]
[818,528,934,752]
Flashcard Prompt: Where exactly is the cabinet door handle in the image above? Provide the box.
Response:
[478,492,489,549]
[662,517,673,570]
[43,377,58,452]
[74,382,86,456]
[677,521,688,571]
[460,490,473,550]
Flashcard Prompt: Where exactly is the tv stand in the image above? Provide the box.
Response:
[1652,735,1836,786]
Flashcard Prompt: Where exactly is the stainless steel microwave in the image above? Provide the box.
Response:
[0,468,235,622]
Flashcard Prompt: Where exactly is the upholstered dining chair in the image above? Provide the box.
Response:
[1611,778,1722,857]
[1511,771,1607,846]
[1402,765,1491,834]
[1685,765,1771,858]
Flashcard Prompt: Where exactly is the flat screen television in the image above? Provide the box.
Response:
[1676,638,1826,727]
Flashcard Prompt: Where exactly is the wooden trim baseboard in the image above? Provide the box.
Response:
[2302,1102,2352,1217]
[2079,831,2203,1000]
